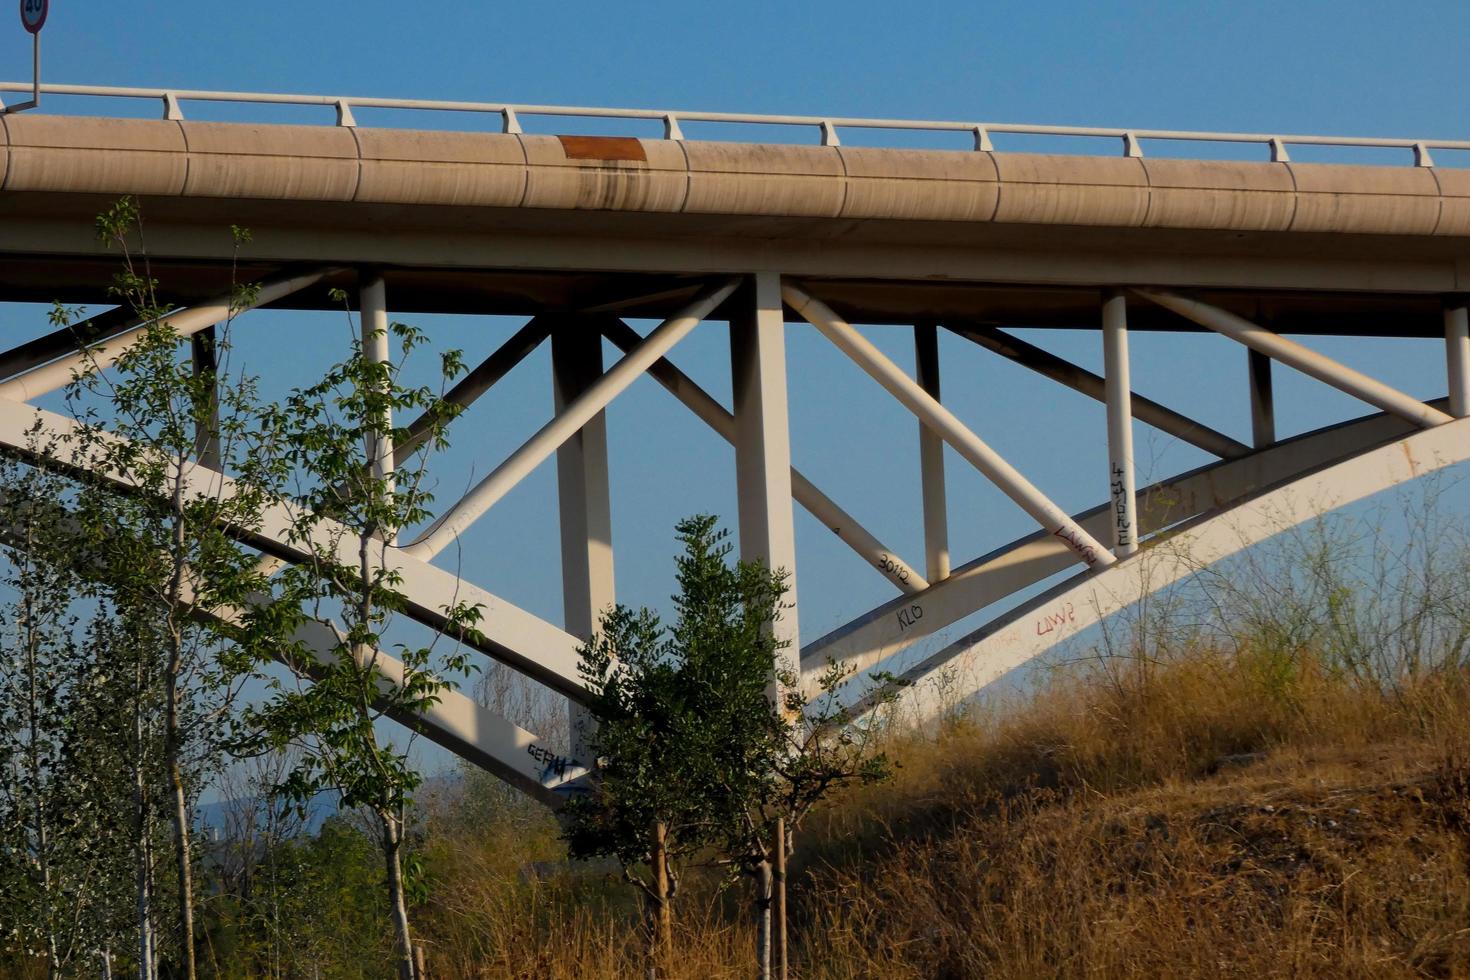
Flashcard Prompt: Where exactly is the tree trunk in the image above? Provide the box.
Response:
[21,579,61,978]
[133,673,154,980]
[100,947,112,980]
[773,817,788,980]
[165,642,197,980]
[754,859,773,980]
[650,820,673,974]
[165,480,198,980]
[380,810,418,980]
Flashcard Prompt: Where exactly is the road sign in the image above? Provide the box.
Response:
[20,0,46,34]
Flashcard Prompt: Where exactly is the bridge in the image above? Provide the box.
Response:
[3,82,1468,807]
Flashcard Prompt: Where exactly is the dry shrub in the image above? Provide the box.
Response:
[413,491,1470,978]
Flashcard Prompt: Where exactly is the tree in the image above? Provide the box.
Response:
[55,197,286,980]
[245,299,478,980]
[0,456,134,977]
[563,515,892,978]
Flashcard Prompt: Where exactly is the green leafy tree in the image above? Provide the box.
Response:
[245,299,477,980]
[54,197,286,980]
[0,457,136,977]
[563,515,892,978]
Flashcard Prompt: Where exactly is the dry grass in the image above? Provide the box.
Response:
[412,641,1470,979]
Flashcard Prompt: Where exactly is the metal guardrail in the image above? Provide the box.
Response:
[3,81,1467,166]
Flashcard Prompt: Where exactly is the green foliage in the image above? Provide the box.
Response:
[201,816,390,979]
[0,460,137,972]
[245,312,477,818]
[563,515,892,885]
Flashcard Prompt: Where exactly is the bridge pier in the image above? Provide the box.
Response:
[552,323,616,762]
[1446,304,1470,419]
[731,272,800,684]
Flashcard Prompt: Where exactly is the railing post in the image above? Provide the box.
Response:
[552,322,616,762]
[1102,291,1138,558]
[732,272,800,690]
[914,323,950,581]
[1446,304,1470,419]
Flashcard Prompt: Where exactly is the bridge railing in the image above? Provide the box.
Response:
[3,81,1468,166]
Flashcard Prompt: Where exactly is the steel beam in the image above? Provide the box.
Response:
[1248,349,1276,447]
[785,283,1114,570]
[1102,293,1137,558]
[862,415,1470,724]
[1445,304,1470,419]
[190,325,220,471]
[600,319,926,594]
[732,272,801,672]
[0,490,588,808]
[1138,289,1453,429]
[0,269,336,403]
[552,323,615,762]
[402,280,738,561]
[943,322,1250,459]
[360,277,395,505]
[0,398,590,701]
[0,305,138,382]
[799,398,1441,682]
[914,323,950,581]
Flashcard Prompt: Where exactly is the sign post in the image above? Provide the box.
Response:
[6,0,47,113]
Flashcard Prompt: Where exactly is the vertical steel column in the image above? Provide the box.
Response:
[360,276,395,497]
[1102,292,1138,558]
[552,324,616,761]
[1248,349,1276,447]
[1445,304,1470,419]
[190,325,220,471]
[731,272,800,679]
[914,323,950,581]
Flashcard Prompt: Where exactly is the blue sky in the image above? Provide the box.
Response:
[4,1,1470,771]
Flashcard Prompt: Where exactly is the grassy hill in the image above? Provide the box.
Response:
[416,645,1470,979]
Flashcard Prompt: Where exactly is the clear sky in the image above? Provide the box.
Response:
[4,1,1470,769]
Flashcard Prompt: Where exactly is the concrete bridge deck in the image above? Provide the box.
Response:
[0,113,1467,334]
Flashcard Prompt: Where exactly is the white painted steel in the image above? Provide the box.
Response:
[600,320,927,594]
[1445,305,1470,419]
[732,273,800,675]
[867,416,1470,725]
[249,318,552,582]
[0,398,590,700]
[785,283,1115,570]
[276,617,588,807]
[914,324,951,582]
[360,277,396,505]
[943,324,1249,460]
[1139,290,1454,429]
[798,399,1438,682]
[5,80,1468,162]
[0,270,333,403]
[1102,293,1138,558]
[552,327,616,765]
[0,485,588,807]
[1249,349,1276,447]
[402,280,738,562]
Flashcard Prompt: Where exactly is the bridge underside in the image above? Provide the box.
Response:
[3,114,1469,806]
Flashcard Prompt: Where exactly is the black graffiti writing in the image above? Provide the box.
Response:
[1053,525,1099,565]
[1110,462,1132,546]
[528,743,571,781]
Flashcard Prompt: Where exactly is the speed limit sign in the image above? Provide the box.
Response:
[20,0,46,34]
